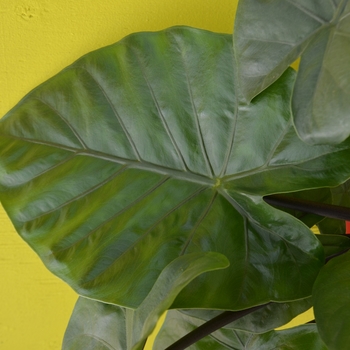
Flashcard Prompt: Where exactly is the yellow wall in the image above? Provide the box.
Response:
[0,1,311,349]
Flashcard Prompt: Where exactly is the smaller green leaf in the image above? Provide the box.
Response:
[154,310,327,349]
[316,234,350,257]
[180,298,313,334]
[62,252,229,350]
[233,0,335,101]
[234,0,350,144]
[62,298,127,350]
[313,250,350,350]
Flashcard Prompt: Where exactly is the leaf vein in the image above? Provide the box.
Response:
[209,332,239,349]
[218,191,320,270]
[76,66,142,161]
[131,46,189,172]
[232,329,246,348]
[339,11,350,22]
[265,119,293,167]
[25,164,129,222]
[79,185,207,285]
[334,29,350,38]
[0,133,79,153]
[34,97,88,149]
[220,44,238,177]
[243,37,295,46]
[180,191,217,255]
[285,0,328,24]
[78,334,116,350]
[52,175,171,255]
[235,216,250,303]
[170,34,214,178]
[12,153,76,186]
[0,134,213,186]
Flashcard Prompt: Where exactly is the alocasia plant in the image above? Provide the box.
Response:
[1,1,350,349]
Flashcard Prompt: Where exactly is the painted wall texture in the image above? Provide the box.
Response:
[0,0,311,349]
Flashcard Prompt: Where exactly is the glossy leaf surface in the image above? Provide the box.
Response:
[2,27,350,311]
[62,252,228,350]
[234,0,350,144]
[313,251,350,349]
[154,311,327,349]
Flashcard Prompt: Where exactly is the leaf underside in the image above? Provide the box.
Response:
[154,309,327,350]
[1,27,350,311]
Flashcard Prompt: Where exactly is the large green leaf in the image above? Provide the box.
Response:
[2,26,350,311]
[234,0,350,144]
[154,310,327,349]
[62,252,228,350]
[313,250,350,349]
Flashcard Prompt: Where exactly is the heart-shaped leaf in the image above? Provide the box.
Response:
[234,0,350,144]
[62,252,228,350]
[2,27,350,311]
[313,250,350,349]
[154,310,327,349]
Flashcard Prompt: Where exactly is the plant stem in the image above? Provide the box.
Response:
[263,194,350,221]
[164,303,269,350]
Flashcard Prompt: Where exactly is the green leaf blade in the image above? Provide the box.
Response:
[233,0,332,101]
[234,0,350,144]
[292,5,350,144]
[63,252,229,350]
[313,250,350,349]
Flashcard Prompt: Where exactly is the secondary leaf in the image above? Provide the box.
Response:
[317,218,345,235]
[180,297,313,334]
[2,27,350,311]
[62,252,228,350]
[154,310,327,349]
[316,234,350,257]
[234,0,350,144]
[313,250,350,349]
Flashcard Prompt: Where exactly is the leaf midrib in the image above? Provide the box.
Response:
[0,133,214,186]
[4,128,347,191]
